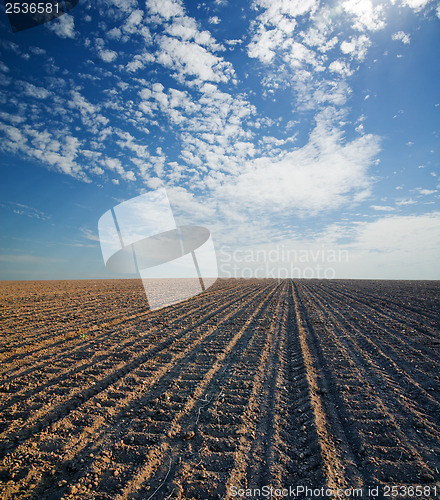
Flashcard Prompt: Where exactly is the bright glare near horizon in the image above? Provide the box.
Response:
[0,0,439,280]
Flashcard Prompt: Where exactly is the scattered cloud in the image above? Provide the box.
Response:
[329,60,354,77]
[400,0,431,12]
[156,36,234,83]
[342,0,386,31]
[1,0,438,280]
[18,81,51,99]
[0,202,51,220]
[98,49,118,63]
[46,14,76,39]
[371,205,395,211]
[392,31,411,44]
[340,35,371,61]
[199,109,380,221]
[80,228,100,241]
[416,188,437,195]
[395,199,416,205]
[146,0,185,20]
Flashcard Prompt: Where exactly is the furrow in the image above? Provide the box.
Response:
[316,281,439,340]
[0,280,248,375]
[291,281,364,495]
[0,282,277,499]
[295,281,439,486]
[0,282,267,461]
[303,282,440,419]
[110,282,283,500]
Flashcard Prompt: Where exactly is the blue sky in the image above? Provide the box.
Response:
[0,0,439,280]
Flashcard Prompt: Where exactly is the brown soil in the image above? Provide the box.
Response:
[0,279,439,499]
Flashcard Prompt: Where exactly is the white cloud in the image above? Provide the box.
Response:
[107,28,122,40]
[122,9,144,33]
[248,0,321,67]
[0,74,12,86]
[246,0,378,113]
[248,25,324,71]
[345,212,440,278]
[302,28,338,53]
[165,16,224,51]
[80,227,100,241]
[396,199,416,205]
[101,157,136,181]
[19,81,51,99]
[99,49,118,63]
[342,0,386,31]
[371,205,395,211]
[400,0,430,11]
[340,35,371,61]
[416,188,437,195]
[252,0,319,24]
[357,212,440,257]
[29,46,46,56]
[69,91,97,116]
[0,123,26,149]
[0,112,25,125]
[297,212,440,279]
[156,36,234,83]
[126,52,155,72]
[248,26,286,63]
[0,120,90,180]
[146,0,184,19]
[1,201,50,220]
[296,78,352,109]
[392,31,411,44]
[205,109,380,216]
[47,14,76,39]
[225,39,243,47]
[329,60,354,77]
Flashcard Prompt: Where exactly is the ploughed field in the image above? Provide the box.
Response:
[0,279,439,499]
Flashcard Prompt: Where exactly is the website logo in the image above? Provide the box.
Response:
[98,188,218,310]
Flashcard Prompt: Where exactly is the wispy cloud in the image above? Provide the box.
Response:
[416,188,437,195]
[80,228,100,242]
[209,110,380,216]
[0,0,438,281]
[0,202,51,220]
[371,205,396,211]
[0,254,65,263]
